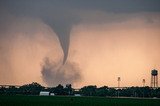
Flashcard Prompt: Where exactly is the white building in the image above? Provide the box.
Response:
[50,93,55,96]
[74,94,81,96]
[39,91,50,96]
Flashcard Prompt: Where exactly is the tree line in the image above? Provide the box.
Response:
[0,82,160,98]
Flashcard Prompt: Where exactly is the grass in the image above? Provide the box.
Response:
[0,95,160,106]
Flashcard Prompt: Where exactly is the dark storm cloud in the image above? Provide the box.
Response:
[0,0,160,86]
[0,0,79,64]
[0,0,160,64]
[1,0,160,13]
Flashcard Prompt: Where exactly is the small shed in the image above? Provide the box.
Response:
[39,91,50,96]
[74,94,81,96]
[50,93,55,96]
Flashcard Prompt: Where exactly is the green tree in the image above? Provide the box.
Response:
[19,82,44,95]
[81,85,97,96]
[54,84,64,95]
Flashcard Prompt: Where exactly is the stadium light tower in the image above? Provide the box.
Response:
[117,77,121,97]
[142,79,145,87]
[117,77,121,88]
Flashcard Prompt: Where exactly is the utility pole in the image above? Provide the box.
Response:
[117,77,121,97]
[142,79,145,98]
[142,79,145,87]
[118,77,121,88]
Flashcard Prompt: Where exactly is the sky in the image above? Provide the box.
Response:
[0,0,160,88]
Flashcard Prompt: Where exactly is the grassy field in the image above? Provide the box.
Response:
[0,95,160,106]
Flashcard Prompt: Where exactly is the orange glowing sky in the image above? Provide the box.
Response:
[70,14,160,87]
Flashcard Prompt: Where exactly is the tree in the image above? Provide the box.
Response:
[80,85,97,96]
[108,88,116,96]
[19,82,44,95]
[54,84,64,95]
[96,86,109,96]
[64,84,73,95]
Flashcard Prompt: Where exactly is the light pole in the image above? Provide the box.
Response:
[118,77,121,88]
[142,79,146,98]
[117,77,121,97]
[142,79,145,87]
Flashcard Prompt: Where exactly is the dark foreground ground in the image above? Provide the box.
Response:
[0,95,160,106]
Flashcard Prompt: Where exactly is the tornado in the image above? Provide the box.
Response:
[0,0,75,65]
[47,21,72,64]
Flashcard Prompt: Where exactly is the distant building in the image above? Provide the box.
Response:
[50,93,55,96]
[74,94,81,96]
[39,91,50,96]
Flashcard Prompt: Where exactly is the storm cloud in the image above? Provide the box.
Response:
[1,0,160,64]
[0,0,160,87]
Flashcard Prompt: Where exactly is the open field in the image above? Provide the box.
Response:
[0,95,160,106]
